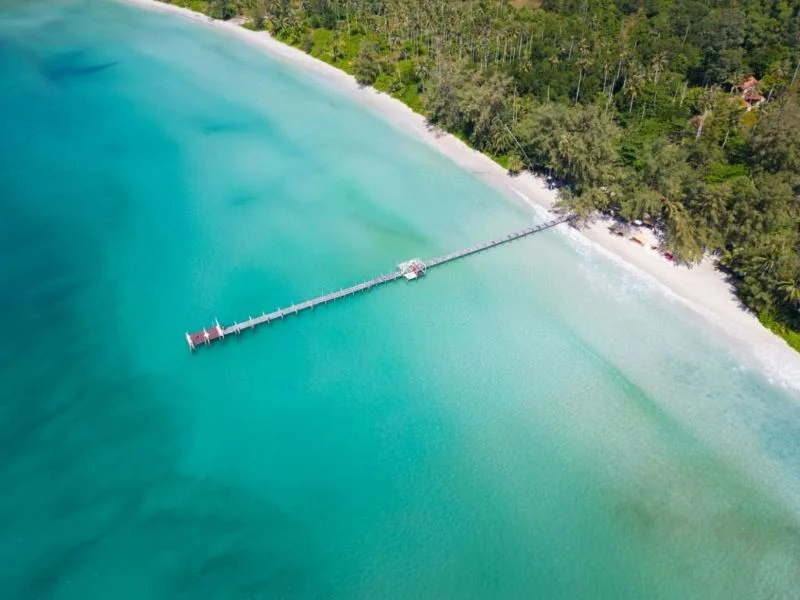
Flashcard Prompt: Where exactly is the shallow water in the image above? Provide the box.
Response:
[1,1,800,598]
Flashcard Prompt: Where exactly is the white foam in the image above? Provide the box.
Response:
[123,0,800,397]
[510,188,800,395]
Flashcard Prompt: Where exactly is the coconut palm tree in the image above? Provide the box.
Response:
[414,59,431,91]
[650,52,667,85]
[575,52,593,104]
[626,64,646,113]
[330,34,346,63]
[777,277,800,308]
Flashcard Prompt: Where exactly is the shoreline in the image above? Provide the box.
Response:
[120,0,800,393]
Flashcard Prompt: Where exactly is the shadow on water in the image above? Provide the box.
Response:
[201,121,251,135]
[553,320,800,596]
[0,200,320,598]
[39,49,118,83]
[608,454,800,597]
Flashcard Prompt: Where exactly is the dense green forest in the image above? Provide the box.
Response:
[164,0,800,349]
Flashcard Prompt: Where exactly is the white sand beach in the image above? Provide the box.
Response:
[122,0,800,391]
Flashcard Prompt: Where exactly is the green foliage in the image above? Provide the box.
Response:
[396,84,424,114]
[751,99,800,174]
[507,153,524,175]
[353,40,380,86]
[759,312,800,354]
[158,0,800,346]
[426,65,514,154]
[706,163,747,184]
[514,103,621,192]
[309,29,334,60]
[372,72,393,94]
[168,0,209,13]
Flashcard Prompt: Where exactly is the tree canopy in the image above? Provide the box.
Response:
[165,0,800,348]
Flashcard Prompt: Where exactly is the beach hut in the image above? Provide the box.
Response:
[740,76,758,92]
[631,233,646,246]
[740,76,765,110]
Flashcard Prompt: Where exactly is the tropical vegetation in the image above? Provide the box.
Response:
[163,0,800,350]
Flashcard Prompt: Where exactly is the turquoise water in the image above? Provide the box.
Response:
[2,1,800,597]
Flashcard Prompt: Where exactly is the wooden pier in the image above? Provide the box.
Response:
[186,215,571,350]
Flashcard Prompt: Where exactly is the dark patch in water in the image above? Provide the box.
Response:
[0,195,322,597]
[196,107,281,140]
[202,122,246,135]
[20,536,104,599]
[230,193,263,208]
[40,49,118,83]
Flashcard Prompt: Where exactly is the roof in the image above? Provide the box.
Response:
[741,76,758,91]
[743,89,764,103]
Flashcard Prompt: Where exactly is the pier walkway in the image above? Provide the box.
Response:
[186,215,571,349]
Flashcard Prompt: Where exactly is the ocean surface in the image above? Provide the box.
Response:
[1,1,800,598]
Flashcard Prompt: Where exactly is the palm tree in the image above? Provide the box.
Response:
[727,72,744,95]
[414,58,431,91]
[605,49,626,113]
[575,53,593,104]
[777,277,800,308]
[747,240,786,276]
[650,52,667,85]
[627,65,646,113]
[330,35,346,63]
[761,62,787,103]
[663,197,701,261]
[694,85,719,139]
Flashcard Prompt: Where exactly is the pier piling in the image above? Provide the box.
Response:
[187,216,571,350]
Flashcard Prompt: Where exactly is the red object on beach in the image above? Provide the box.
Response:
[664,252,674,262]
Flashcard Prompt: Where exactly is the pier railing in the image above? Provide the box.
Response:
[186,215,572,349]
